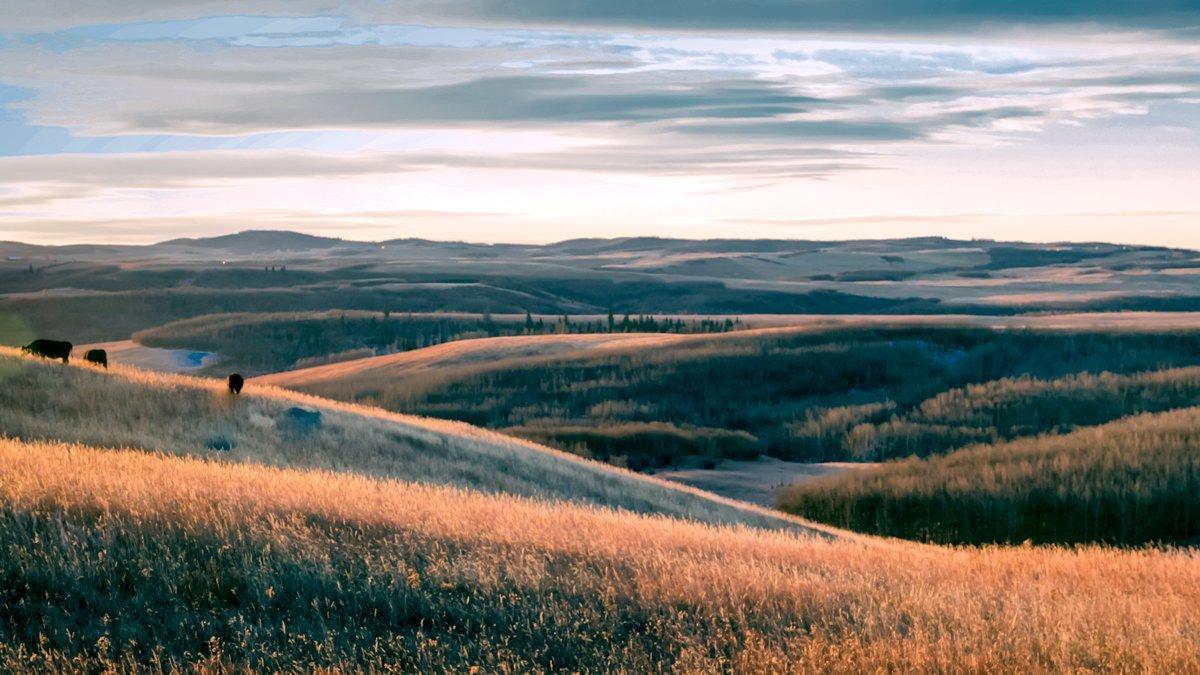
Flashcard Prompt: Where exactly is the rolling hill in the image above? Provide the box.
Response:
[0,347,815,533]
[7,348,1200,669]
[250,319,1200,469]
[252,330,720,394]
[4,402,1200,669]
[6,232,1200,346]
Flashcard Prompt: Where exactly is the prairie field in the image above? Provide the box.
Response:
[5,331,1200,670]
[6,437,1200,672]
[0,347,808,532]
[5,0,1200,665]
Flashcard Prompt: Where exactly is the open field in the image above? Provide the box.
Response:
[0,347,813,533]
[6,436,1200,671]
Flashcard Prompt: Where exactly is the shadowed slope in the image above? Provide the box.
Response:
[781,406,1200,545]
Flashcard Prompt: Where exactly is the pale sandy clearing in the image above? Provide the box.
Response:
[656,458,874,508]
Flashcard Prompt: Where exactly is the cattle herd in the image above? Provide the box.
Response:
[20,338,245,394]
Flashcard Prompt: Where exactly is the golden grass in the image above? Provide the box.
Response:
[252,331,701,397]
[5,437,1200,672]
[0,346,822,533]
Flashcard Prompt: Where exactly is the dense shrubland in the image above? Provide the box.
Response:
[779,407,1200,546]
[382,327,1200,468]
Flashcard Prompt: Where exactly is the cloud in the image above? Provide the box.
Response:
[2,0,1199,35]
[0,150,429,209]
[4,34,1196,181]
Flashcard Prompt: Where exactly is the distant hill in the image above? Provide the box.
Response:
[5,231,1200,336]
[158,229,355,252]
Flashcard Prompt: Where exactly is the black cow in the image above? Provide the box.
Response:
[21,339,72,363]
[83,349,108,369]
[228,373,244,395]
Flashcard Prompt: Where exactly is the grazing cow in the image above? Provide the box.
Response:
[21,339,72,363]
[83,348,108,369]
[228,373,244,395]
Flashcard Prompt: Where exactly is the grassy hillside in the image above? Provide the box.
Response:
[0,348,807,532]
[6,437,1200,671]
[266,325,1200,468]
[811,366,1200,460]
[780,407,1200,545]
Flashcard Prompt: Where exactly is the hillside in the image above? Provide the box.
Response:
[780,406,1200,545]
[254,323,1200,469]
[6,436,1200,671]
[0,348,815,533]
[253,330,722,394]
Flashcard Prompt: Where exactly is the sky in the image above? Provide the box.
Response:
[0,1,1198,247]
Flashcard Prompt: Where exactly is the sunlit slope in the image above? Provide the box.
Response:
[781,406,1200,545]
[0,347,816,532]
[4,437,1200,672]
[252,331,704,392]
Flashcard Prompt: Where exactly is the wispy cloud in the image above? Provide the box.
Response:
[3,0,1199,34]
[0,2,1196,246]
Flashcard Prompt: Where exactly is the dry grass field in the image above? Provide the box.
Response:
[7,344,1200,671]
[6,437,1200,671]
[0,347,811,532]
[253,331,704,396]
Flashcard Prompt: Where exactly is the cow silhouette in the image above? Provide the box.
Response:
[228,373,244,395]
[83,349,108,369]
[22,339,72,363]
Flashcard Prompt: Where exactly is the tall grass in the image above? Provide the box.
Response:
[780,406,1200,545]
[835,367,1200,460]
[0,347,812,533]
[5,437,1200,672]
